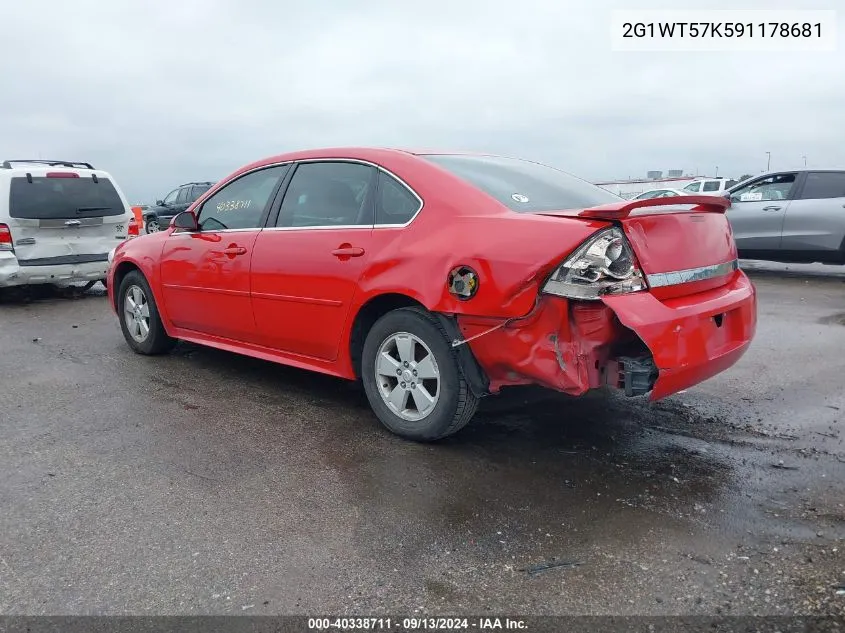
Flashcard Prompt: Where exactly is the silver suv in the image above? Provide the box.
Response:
[0,159,133,289]
[726,169,845,264]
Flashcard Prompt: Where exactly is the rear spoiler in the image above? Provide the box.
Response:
[577,195,730,220]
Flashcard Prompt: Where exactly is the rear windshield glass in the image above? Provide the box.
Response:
[423,154,620,212]
[9,176,125,219]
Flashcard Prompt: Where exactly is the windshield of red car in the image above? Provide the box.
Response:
[423,154,621,212]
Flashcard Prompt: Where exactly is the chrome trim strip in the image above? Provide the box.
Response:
[262,225,372,232]
[646,259,738,288]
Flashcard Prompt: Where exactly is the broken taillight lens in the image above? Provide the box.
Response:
[542,227,647,300]
[0,224,13,251]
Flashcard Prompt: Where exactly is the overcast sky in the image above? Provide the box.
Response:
[1,0,843,202]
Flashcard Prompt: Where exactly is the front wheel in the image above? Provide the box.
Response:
[145,218,161,233]
[117,270,175,355]
[361,307,479,441]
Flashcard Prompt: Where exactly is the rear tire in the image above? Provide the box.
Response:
[117,270,175,355]
[361,307,479,441]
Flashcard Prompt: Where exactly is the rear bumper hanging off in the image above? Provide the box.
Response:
[455,270,756,400]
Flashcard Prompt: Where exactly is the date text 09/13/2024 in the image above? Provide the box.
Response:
[307,617,528,631]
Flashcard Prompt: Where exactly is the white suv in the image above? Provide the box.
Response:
[0,159,134,289]
[681,177,738,196]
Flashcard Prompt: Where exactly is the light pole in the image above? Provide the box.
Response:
[765,152,771,171]
[803,155,807,167]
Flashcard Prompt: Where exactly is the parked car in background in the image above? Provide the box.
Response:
[1,159,135,289]
[107,148,756,442]
[682,177,738,195]
[143,182,213,233]
[725,169,845,264]
[633,188,688,200]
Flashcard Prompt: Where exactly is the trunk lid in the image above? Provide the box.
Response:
[7,171,131,265]
[539,195,739,298]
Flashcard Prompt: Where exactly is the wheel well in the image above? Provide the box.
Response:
[349,293,424,379]
[111,262,141,310]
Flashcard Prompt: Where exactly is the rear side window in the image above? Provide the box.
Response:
[9,176,125,219]
[176,187,190,204]
[799,172,845,200]
[702,181,721,192]
[376,171,421,225]
[423,154,619,212]
[277,162,376,227]
[191,184,211,201]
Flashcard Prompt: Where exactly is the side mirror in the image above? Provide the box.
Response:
[156,199,165,206]
[171,211,198,231]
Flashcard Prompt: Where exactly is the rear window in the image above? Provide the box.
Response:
[423,154,620,212]
[9,176,125,219]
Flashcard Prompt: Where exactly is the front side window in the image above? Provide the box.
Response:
[376,171,421,225]
[162,189,179,205]
[702,180,721,192]
[798,172,845,200]
[731,173,797,203]
[277,162,376,227]
[197,165,288,231]
[683,181,702,192]
[423,154,619,212]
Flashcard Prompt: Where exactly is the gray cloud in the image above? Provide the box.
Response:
[1,0,843,201]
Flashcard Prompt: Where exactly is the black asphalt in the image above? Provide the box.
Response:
[1,263,843,615]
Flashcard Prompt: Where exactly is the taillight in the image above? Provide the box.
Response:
[0,224,12,251]
[128,218,140,237]
[542,227,648,300]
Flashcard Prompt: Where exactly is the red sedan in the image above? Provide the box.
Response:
[107,148,757,441]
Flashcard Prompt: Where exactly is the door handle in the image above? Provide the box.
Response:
[762,206,781,211]
[331,246,365,258]
[222,246,247,255]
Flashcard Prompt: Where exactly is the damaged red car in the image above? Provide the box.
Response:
[107,148,757,441]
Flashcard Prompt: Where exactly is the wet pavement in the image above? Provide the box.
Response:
[0,264,843,616]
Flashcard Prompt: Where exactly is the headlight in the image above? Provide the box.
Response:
[542,227,647,300]
[107,247,116,264]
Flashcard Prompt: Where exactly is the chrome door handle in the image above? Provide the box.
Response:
[222,246,247,255]
[762,206,781,211]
